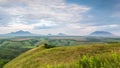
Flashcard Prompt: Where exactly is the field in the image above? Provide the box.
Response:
[0,36,120,68]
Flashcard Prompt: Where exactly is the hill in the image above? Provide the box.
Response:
[4,43,120,68]
[90,31,114,37]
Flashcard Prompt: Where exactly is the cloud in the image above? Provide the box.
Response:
[0,8,12,26]
[0,0,119,35]
[0,0,91,34]
[0,0,90,25]
[33,19,60,29]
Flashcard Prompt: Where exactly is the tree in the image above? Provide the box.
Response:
[44,43,55,48]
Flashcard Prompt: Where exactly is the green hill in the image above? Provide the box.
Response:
[4,43,120,68]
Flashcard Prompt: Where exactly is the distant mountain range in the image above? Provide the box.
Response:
[0,30,67,36]
[57,33,66,36]
[8,30,32,35]
[47,33,66,36]
[89,31,114,37]
[0,30,116,37]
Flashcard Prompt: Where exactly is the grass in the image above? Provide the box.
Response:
[49,53,120,68]
[4,43,120,68]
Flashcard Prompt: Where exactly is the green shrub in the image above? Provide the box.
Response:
[44,43,55,48]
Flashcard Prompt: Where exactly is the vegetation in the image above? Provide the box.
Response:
[0,37,86,68]
[0,36,120,68]
[44,43,56,48]
[0,37,42,68]
[3,42,120,68]
[49,53,120,68]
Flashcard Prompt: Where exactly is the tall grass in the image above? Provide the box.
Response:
[48,53,120,68]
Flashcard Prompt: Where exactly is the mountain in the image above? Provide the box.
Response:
[9,30,32,34]
[47,33,53,36]
[57,33,66,36]
[2,30,35,36]
[46,33,67,36]
[0,31,67,36]
[90,31,114,37]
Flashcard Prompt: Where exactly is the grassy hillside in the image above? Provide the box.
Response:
[0,38,39,68]
[4,43,120,68]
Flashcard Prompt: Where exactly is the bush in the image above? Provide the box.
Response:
[44,43,55,48]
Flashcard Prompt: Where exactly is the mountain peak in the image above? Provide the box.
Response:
[90,31,114,37]
[5,30,33,36]
[10,30,32,34]
[57,33,66,36]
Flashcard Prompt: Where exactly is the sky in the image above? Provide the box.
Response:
[0,0,120,36]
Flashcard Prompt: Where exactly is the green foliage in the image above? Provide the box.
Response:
[44,43,55,48]
[49,53,120,68]
[48,39,77,46]
[0,38,38,68]
[0,59,10,68]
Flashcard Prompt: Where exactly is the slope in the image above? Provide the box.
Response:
[4,43,120,68]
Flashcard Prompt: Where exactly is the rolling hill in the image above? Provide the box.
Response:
[4,43,120,68]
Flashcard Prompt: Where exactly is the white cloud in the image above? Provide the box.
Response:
[0,0,90,23]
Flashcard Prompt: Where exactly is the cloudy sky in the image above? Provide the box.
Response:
[0,0,120,36]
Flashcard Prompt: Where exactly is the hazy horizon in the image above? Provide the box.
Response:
[0,0,120,36]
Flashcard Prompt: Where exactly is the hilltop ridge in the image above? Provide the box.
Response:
[4,43,120,68]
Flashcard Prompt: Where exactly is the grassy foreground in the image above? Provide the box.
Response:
[4,43,120,68]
